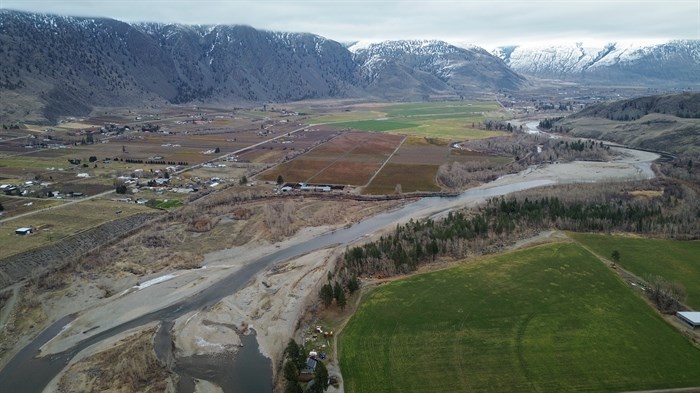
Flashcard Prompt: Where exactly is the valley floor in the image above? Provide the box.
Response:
[0,145,661,392]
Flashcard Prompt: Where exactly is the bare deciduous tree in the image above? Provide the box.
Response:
[646,275,686,313]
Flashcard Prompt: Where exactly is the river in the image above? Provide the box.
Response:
[0,147,657,392]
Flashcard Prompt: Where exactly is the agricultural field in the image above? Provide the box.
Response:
[0,105,310,220]
[329,120,419,132]
[259,132,404,186]
[340,243,700,393]
[0,196,61,219]
[362,163,440,194]
[383,101,502,119]
[0,198,153,258]
[236,127,339,164]
[309,101,508,140]
[362,136,512,194]
[570,233,700,309]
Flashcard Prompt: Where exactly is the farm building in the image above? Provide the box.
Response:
[298,358,318,382]
[676,311,700,329]
[15,227,32,235]
[299,184,331,192]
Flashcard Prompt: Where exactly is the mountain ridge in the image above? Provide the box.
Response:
[492,40,700,84]
[350,39,526,99]
[0,10,522,124]
[2,9,699,125]
[557,92,700,155]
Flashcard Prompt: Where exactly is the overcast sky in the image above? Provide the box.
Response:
[2,0,699,48]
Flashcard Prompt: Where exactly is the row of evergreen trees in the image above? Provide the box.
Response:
[120,158,188,165]
[340,182,698,279]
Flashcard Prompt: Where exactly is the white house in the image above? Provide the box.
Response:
[15,227,32,235]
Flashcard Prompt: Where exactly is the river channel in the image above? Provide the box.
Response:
[0,143,657,391]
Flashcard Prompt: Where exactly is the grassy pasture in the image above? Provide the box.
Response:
[310,101,508,140]
[340,243,700,393]
[330,120,418,132]
[396,119,505,140]
[570,233,700,309]
[382,101,502,118]
[0,199,153,258]
[0,196,62,218]
[308,110,387,124]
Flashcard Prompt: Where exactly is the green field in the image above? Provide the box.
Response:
[310,101,507,140]
[330,120,418,132]
[147,199,183,209]
[308,110,387,124]
[571,233,700,309]
[340,243,700,392]
[383,101,502,119]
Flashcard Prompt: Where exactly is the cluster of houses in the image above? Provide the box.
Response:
[115,169,228,200]
[1,182,83,199]
[66,123,131,140]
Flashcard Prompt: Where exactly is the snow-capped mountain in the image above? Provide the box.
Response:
[0,10,361,123]
[492,40,700,85]
[350,40,526,98]
[1,10,529,123]
[3,8,698,124]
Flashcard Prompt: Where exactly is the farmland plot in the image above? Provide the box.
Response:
[260,132,404,186]
[341,243,700,392]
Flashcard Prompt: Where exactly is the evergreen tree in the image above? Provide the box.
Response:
[611,250,620,265]
[285,339,300,359]
[308,360,329,393]
[284,380,301,393]
[333,281,343,301]
[336,287,347,310]
[347,277,359,294]
[319,284,334,307]
[283,360,299,382]
[284,339,306,369]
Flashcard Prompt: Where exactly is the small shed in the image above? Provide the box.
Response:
[676,311,700,329]
[15,227,32,235]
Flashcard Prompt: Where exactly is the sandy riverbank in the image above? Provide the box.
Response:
[171,247,337,373]
[38,225,333,357]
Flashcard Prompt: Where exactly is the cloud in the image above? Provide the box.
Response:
[2,0,698,46]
